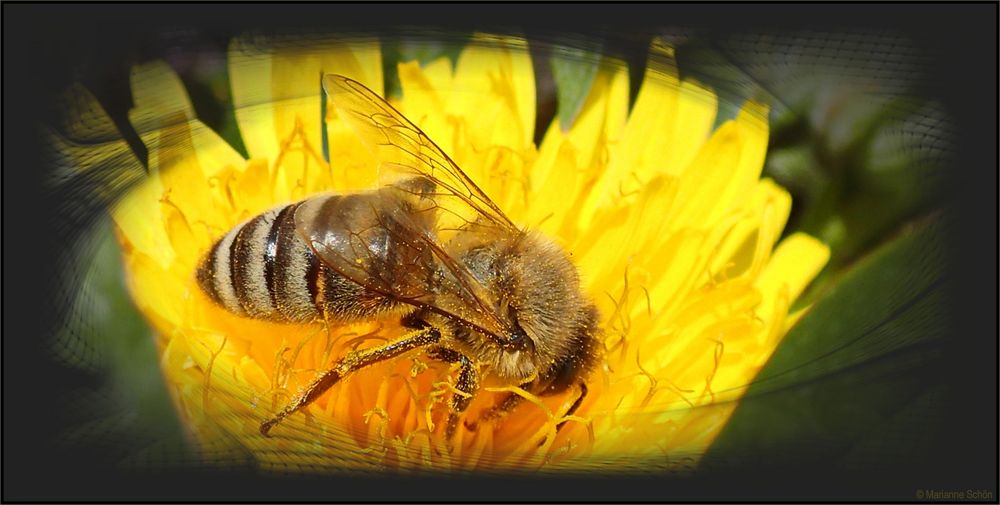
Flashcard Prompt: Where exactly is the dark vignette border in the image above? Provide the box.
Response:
[3,3,996,502]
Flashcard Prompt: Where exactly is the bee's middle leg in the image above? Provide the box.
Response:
[427,348,479,449]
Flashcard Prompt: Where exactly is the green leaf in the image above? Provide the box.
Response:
[54,218,191,462]
[702,217,950,471]
[550,45,602,132]
[764,145,829,203]
[398,38,467,68]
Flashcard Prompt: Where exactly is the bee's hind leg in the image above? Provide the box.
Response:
[556,381,588,431]
[467,378,588,432]
[465,391,523,432]
[534,381,589,448]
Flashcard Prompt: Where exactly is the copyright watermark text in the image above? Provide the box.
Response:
[916,489,994,501]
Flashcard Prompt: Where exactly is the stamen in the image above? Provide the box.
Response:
[286,325,324,379]
[701,338,725,403]
[635,345,659,409]
[409,357,429,378]
[271,115,330,196]
[362,405,391,451]
[271,346,292,392]
[201,336,228,415]
[158,189,195,236]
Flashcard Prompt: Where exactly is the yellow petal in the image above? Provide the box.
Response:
[531,60,630,236]
[660,100,769,236]
[582,39,717,217]
[129,60,244,182]
[452,34,535,151]
[229,36,383,167]
[755,233,830,336]
[396,58,456,152]
[119,61,249,268]
[397,35,537,211]
[128,60,194,132]
[709,178,793,279]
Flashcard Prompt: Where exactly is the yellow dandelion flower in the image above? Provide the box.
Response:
[104,35,829,473]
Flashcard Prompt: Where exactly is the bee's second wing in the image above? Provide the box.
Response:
[294,187,507,338]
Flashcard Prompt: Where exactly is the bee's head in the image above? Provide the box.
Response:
[454,231,598,381]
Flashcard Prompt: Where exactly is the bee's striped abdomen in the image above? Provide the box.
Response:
[268,202,324,322]
[197,224,247,316]
[197,203,320,323]
[196,197,407,324]
[230,211,278,317]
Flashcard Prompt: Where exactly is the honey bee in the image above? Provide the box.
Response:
[196,75,600,444]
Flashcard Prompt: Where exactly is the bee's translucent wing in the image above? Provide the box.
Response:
[322,74,518,236]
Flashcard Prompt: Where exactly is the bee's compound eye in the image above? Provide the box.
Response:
[507,327,533,352]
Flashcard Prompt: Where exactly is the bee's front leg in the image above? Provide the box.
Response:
[260,326,439,436]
